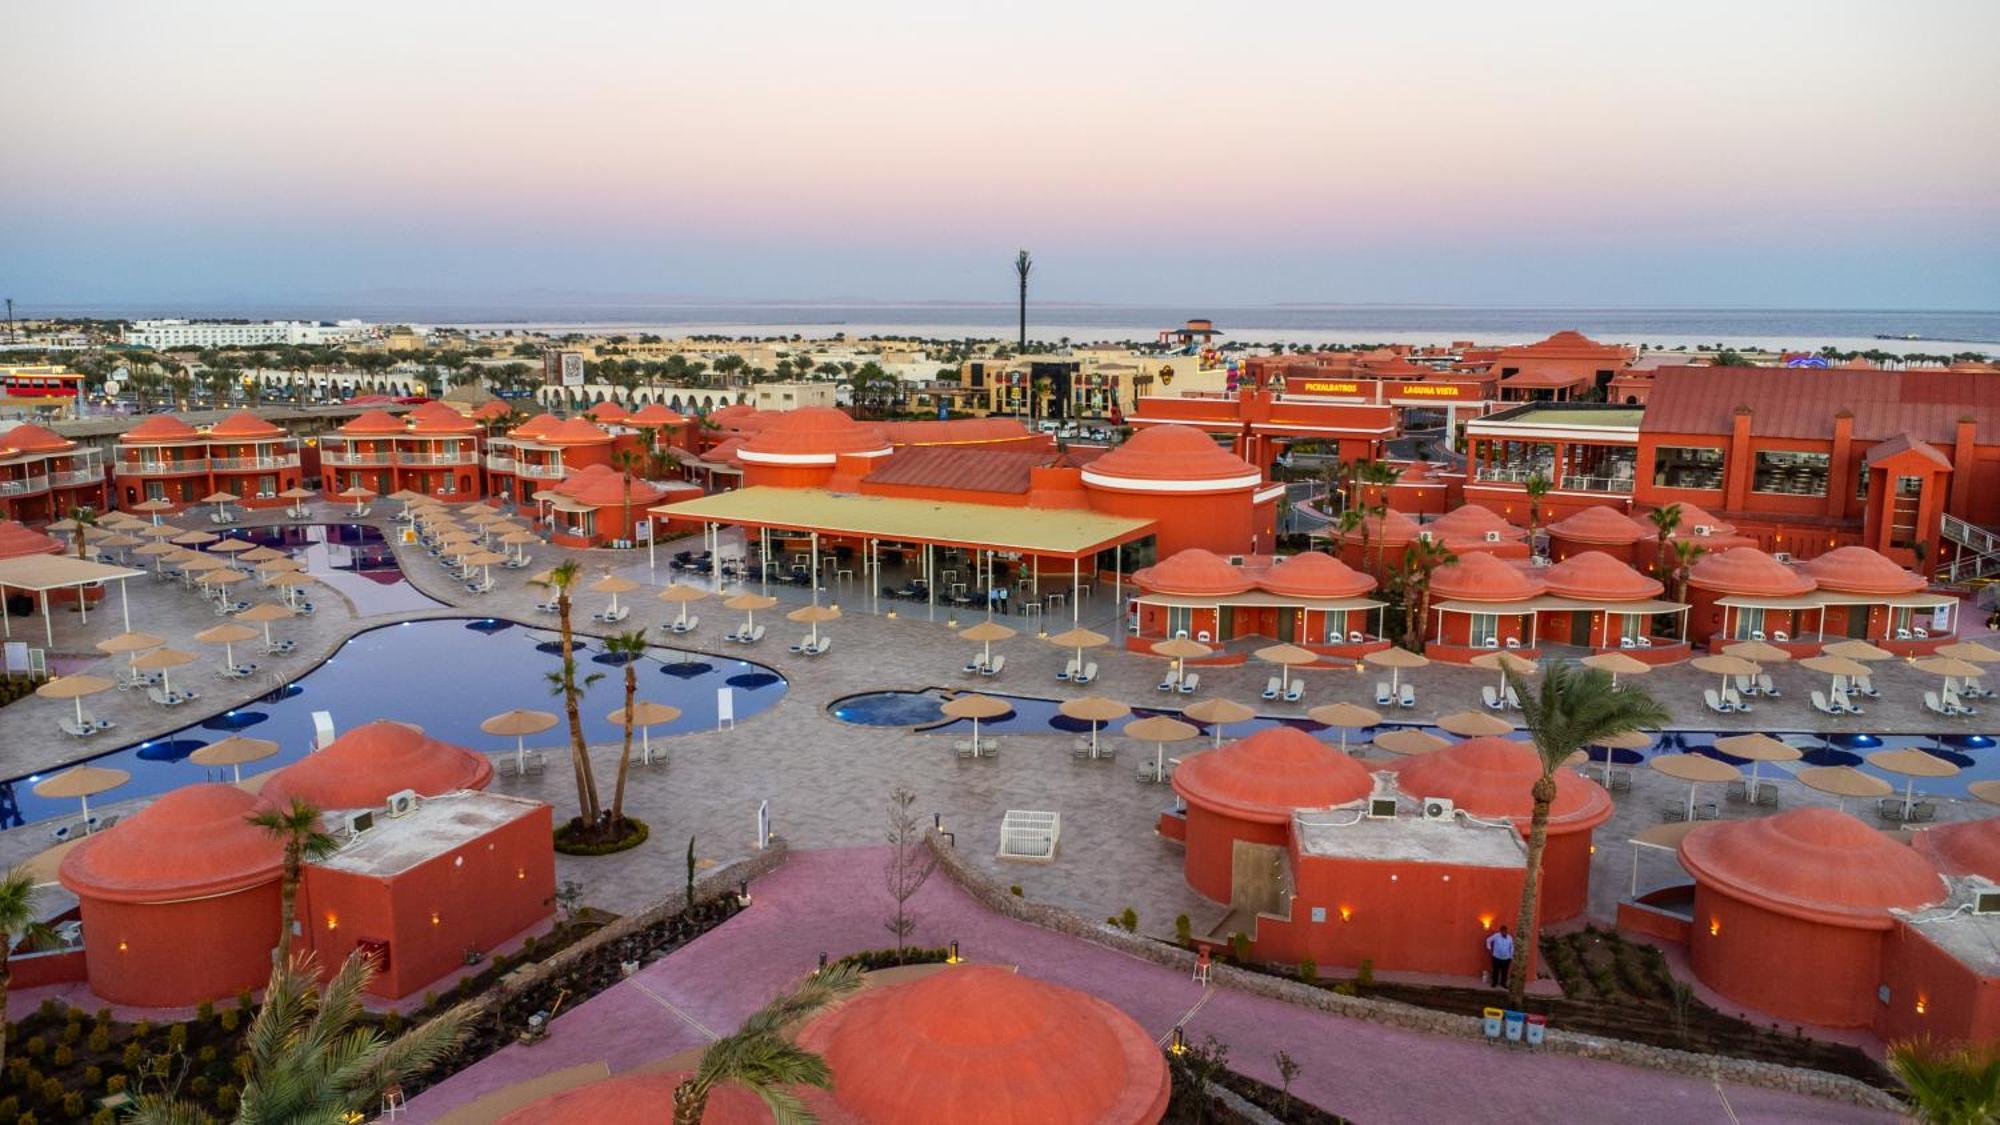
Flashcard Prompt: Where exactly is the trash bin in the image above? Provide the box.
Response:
[1503,1010,1526,1042]
[1482,1007,1504,1039]
[1525,1013,1547,1046]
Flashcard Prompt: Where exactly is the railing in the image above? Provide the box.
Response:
[49,468,103,487]
[485,455,517,472]
[1941,514,2000,583]
[1471,466,1550,485]
[516,462,566,479]
[321,451,393,466]
[400,451,477,465]
[210,455,301,471]
[0,475,50,496]
[1560,474,1635,494]
[116,459,209,475]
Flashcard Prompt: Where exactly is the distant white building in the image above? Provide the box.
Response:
[123,319,373,349]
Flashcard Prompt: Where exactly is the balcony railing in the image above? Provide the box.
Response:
[516,462,566,479]
[485,455,517,472]
[117,459,209,475]
[210,455,302,471]
[0,475,50,496]
[322,451,393,466]
[1471,466,1550,485]
[400,451,478,465]
[1560,474,1635,494]
[50,468,104,487]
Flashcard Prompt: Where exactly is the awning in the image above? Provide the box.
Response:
[1133,591,1386,612]
[1717,591,1956,611]
[0,555,146,590]
[1434,594,1687,616]
[548,497,596,514]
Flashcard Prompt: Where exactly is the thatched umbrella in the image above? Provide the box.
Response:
[1371,728,1450,757]
[723,592,778,636]
[657,582,708,629]
[1307,702,1380,752]
[1865,748,1959,820]
[1712,732,1802,800]
[787,603,841,647]
[482,708,559,774]
[1124,714,1199,781]
[941,693,1011,752]
[1150,636,1213,685]
[1254,643,1319,696]
[1470,649,1538,697]
[1362,646,1429,692]
[1581,651,1650,688]
[132,647,196,696]
[36,674,113,730]
[1796,765,1893,813]
[1435,710,1515,738]
[1822,639,1893,662]
[1722,640,1790,664]
[1183,697,1256,747]
[608,701,682,764]
[1060,696,1132,756]
[1649,753,1740,820]
[195,622,260,671]
[1690,654,1758,696]
[959,620,1016,670]
[33,765,130,830]
[1045,627,1109,678]
[190,735,280,783]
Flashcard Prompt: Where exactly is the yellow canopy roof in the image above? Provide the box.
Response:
[0,555,145,591]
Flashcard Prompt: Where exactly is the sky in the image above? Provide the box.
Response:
[5,0,1999,312]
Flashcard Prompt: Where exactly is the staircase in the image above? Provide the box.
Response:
[1941,514,2000,583]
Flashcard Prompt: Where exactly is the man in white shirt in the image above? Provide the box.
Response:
[1485,925,1515,990]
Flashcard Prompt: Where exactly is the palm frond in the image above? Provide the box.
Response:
[1889,1039,2000,1125]
[123,1093,223,1125]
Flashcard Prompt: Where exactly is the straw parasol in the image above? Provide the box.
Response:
[131,498,174,519]
[196,622,260,670]
[1934,641,2000,664]
[1150,635,1213,684]
[1371,728,1450,757]
[608,701,683,764]
[133,647,196,696]
[1469,649,1538,696]
[1184,697,1256,747]
[1722,640,1790,663]
[1254,643,1319,695]
[139,523,182,540]
[1798,654,1870,699]
[1307,702,1380,752]
[723,592,777,635]
[1580,651,1651,687]
[36,674,113,729]
[461,549,510,584]
[1713,732,1802,798]
[1436,710,1515,738]
[337,486,376,514]
[171,529,219,546]
[33,765,130,830]
[1046,627,1109,677]
[1796,765,1894,813]
[1362,646,1430,694]
[1866,748,1959,820]
[178,553,226,573]
[389,488,425,503]
[1912,656,1985,680]
[656,582,708,628]
[1822,639,1893,662]
[1690,653,1758,695]
[590,574,640,616]
[481,708,560,773]
[239,546,286,563]
[941,693,1011,751]
[786,603,841,646]
[1968,779,2000,807]
[959,620,1016,669]
[95,533,142,551]
[1060,696,1133,755]
[228,602,293,650]
[21,837,86,886]
[1584,729,1655,787]
[200,569,250,592]
[190,735,280,783]
[1649,753,1740,820]
[95,630,164,661]
[1124,714,1199,781]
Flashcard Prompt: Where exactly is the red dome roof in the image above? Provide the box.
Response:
[1798,547,1926,595]
[498,1071,822,1125]
[1258,552,1376,599]
[1548,505,1651,546]
[1427,552,1546,603]
[60,784,281,903]
[1912,819,2000,882]
[1337,508,1424,549]
[258,721,492,811]
[552,464,669,507]
[0,423,72,454]
[1679,808,1945,927]
[797,965,1170,1125]
[0,520,62,562]
[1394,737,1611,833]
[583,401,629,423]
[1084,425,1257,488]
[1687,547,1816,597]
[627,403,689,428]
[1541,551,1663,601]
[1132,549,1255,596]
[336,410,407,436]
[1426,505,1523,542]
[120,414,202,444]
[407,406,479,435]
[511,413,561,440]
[739,408,890,461]
[1173,727,1375,823]
[538,418,614,445]
[880,417,1034,446]
[206,411,284,439]
[1662,503,1736,536]
[703,437,746,467]
[472,400,514,421]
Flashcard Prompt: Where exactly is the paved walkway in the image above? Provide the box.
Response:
[404,846,1890,1124]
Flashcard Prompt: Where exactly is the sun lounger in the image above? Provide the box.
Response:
[1264,676,1283,701]
[148,686,191,707]
[1160,668,1183,692]
[1179,672,1200,695]
[465,576,496,594]
[220,663,257,679]
[1756,673,1779,697]
[1284,680,1304,703]
[1504,686,1521,710]
[1831,688,1861,715]
[980,654,1004,677]
[58,716,98,738]
[263,639,296,655]
[809,637,832,656]
[1812,690,1841,715]
[1398,683,1415,708]
[1722,686,1750,712]
[1704,688,1730,714]
[1074,661,1097,684]
[1733,674,1758,697]
[1058,657,1077,681]
[1375,681,1392,706]
[1482,685,1502,710]
[965,658,987,675]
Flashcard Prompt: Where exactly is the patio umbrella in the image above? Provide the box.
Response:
[608,701,682,765]
[1060,696,1132,756]
[34,765,130,831]
[201,569,250,595]
[1046,627,1109,677]
[196,622,260,670]
[1581,651,1651,687]
[208,539,258,570]
[133,647,196,696]
[1722,640,1790,664]
[132,541,179,572]
[960,620,1016,669]
[467,508,507,525]
[1967,779,2000,807]
[1371,728,1450,757]
[279,486,316,516]
[1184,697,1256,747]
[238,546,286,564]
[1796,765,1893,813]
[1712,732,1801,798]
[179,553,227,574]
[337,486,376,514]
[236,601,296,649]
[389,488,424,504]
[172,529,219,547]
[499,530,539,560]
[1935,641,2000,664]
[787,603,841,646]
[658,583,709,629]
[200,491,239,520]
[21,837,86,886]
[131,498,174,523]
[1254,643,1319,695]
[1822,639,1893,662]
[1588,729,1655,788]
[1865,748,1959,820]
[99,512,144,529]
[1799,654,1869,700]
[461,549,510,585]
[95,630,164,677]
[723,592,777,635]
[941,693,1011,752]
[1914,655,1987,704]
[36,674,113,730]
[1124,713,1198,781]
[589,574,640,617]
[1436,710,1514,738]
[1363,646,1430,692]
[1690,654,1759,696]
[1649,753,1740,820]
[190,735,279,783]
[1306,701,1380,752]
[1470,650,1538,696]
[1150,636,1213,685]
[139,523,183,540]
[95,533,142,553]
[481,708,559,774]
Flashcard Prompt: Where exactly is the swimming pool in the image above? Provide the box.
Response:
[828,689,1998,796]
[235,523,441,615]
[0,618,788,828]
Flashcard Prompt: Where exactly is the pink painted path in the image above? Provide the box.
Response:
[406,847,1892,1123]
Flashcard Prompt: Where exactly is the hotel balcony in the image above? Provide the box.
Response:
[516,462,567,480]
[485,454,517,472]
[0,474,50,497]
[116,458,210,476]
[50,467,105,487]
[211,455,303,471]
[399,450,479,465]
[321,449,394,467]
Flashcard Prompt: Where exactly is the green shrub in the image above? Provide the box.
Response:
[131,1020,151,1040]
[1174,914,1191,946]
[234,1052,253,1080]
[86,1027,109,1053]
[198,1045,217,1066]
[5,1057,25,1083]
[81,1066,102,1090]
[105,1075,127,1094]
[1118,907,1138,933]
[93,1008,111,1028]
[1008,885,1023,896]
[1298,958,1318,985]
[215,1085,240,1114]
[18,1110,37,1125]
[1357,958,1375,987]
[58,1021,81,1045]
[1227,932,1251,963]
[1332,982,1358,997]
[0,1097,16,1119]
[235,989,253,1012]
[35,1000,58,1020]
[50,1045,72,1069]
[21,1036,44,1059]
[167,1023,188,1052]
[92,1110,116,1125]
[121,1043,143,1070]
[383,1011,405,1035]
[196,1000,216,1024]
[218,1009,239,1034]
[41,1076,64,1102]
[62,1093,83,1119]
[189,1076,211,1099]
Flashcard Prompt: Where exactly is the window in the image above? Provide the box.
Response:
[1652,446,1724,490]
[1468,613,1499,646]
[1732,607,1765,639]
[1753,451,1830,496]
[1323,611,1351,644]
[1166,605,1193,637]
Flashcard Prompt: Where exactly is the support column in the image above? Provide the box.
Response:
[926,543,936,622]
[709,522,720,592]
[809,531,820,607]
[1072,557,1080,626]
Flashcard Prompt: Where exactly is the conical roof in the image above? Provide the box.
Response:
[627,403,689,428]
[1131,548,1255,596]
[511,412,561,440]
[1337,508,1423,549]
[336,410,407,436]
[1912,818,2000,882]
[207,411,284,439]
[739,408,888,461]
[1427,551,1545,602]
[1541,551,1663,601]
[1427,505,1524,542]
[258,720,492,810]
[1258,551,1376,598]
[1798,546,1925,595]
[1548,505,1651,546]
[1394,736,1611,833]
[538,417,614,445]
[407,405,480,434]
[1172,727,1374,823]
[0,423,72,453]
[551,463,669,507]
[1688,547,1816,597]
[1084,425,1257,488]
[60,784,281,903]
[1678,807,1945,927]
[1665,503,1736,536]
[120,414,201,444]
[583,401,629,423]
[0,520,63,562]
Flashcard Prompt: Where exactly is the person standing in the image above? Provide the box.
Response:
[1485,925,1515,989]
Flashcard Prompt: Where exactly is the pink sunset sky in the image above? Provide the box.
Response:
[6,0,1998,308]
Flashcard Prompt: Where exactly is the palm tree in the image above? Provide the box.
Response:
[610,447,645,545]
[1645,503,1683,581]
[247,797,337,964]
[603,628,649,830]
[1523,473,1551,537]
[68,505,99,562]
[546,561,604,831]
[1887,1039,2000,1125]
[1668,539,1705,608]
[672,962,865,1125]
[0,867,56,1067]
[1336,507,1366,572]
[1362,462,1403,578]
[1395,539,1456,652]
[129,950,469,1125]
[1500,663,1668,1007]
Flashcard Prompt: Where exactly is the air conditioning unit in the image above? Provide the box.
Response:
[1418,530,1435,543]
[343,809,375,836]
[1422,797,1456,821]
[1694,524,1713,536]
[1484,530,1502,543]
[1974,890,2000,916]
[1772,551,1794,563]
[385,789,420,818]
[1227,555,1246,566]
[1366,797,1399,819]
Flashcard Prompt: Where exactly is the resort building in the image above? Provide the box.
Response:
[0,420,108,524]
[257,720,495,810]
[1242,350,1499,431]
[0,364,87,419]
[1461,404,1644,523]
[1476,330,1635,403]
[1124,387,1396,472]
[113,411,303,513]
[1129,549,1387,656]
[1684,545,1955,653]
[319,403,484,503]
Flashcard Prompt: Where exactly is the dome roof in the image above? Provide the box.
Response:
[1426,505,1523,542]
[552,463,670,507]
[0,520,62,562]
[1912,819,2000,882]
[60,784,281,903]
[1083,425,1258,489]
[738,408,890,462]
[1687,547,1816,597]
[206,411,285,439]
[797,965,1171,1125]
[1541,551,1663,601]
[120,414,201,444]
[1798,547,1926,595]
[538,418,614,445]
[626,403,689,428]
[1173,727,1375,823]
[471,400,514,421]
[1337,508,1424,549]
[583,401,629,423]
[1679,808,1945,927]
[1548,505,1651,546]
[336,410,407,436]
[1132,549,1255,597]
[1427,552,1545,603]
[258,721,492,811]
[407,405,480,435]
[1663,503,1736,536]
[703,437,746,468]
[1394,737,1611,833]
[498,1071,818,1125]
[880,417,1034,446]
[1257,552,1376,599]
[511,413,562,440]
[0,423,72,454]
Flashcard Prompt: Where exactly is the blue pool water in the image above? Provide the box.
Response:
[828,690,1998,796]
[0,618,787,828]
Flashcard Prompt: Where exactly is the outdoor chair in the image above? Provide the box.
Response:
[1075,662,1097,684]
[148,686,190,707]
[1159,668,1183,693]
[1348,630,1365,644]
[964,657,987,676]
[1482,685,1503,710]
[1398,683,1415,708]
[1756,673,1780,697]
[1811,690,1840,715]
[1772,631,1789,642]
[1505,685,1522,709]
[1831,688,1862,715]
[1179,672,1201,695]
[58,716,97,738]
[1855,674,1877,696]
[1264,676,1282,701]
[1722,686,1750,712]
[1504,637,1521,649]
[1733,674,1759,697]
[1636,636,1654,648]
[980,654,1004,677]
[1704,688,1730,714]
[1374,681,1392,706]
[1058,657,1077,681]
[534,599,559,614]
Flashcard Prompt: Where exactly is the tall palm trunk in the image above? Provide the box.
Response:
[556,590,601,825]
[1507,776,1557,1007]
[672,1081,706,1125]
[276,840,302,963]
[611,661,636,827]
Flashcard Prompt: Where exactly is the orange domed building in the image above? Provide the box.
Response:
[543,462,697,549]
[1685,546,1818,648]
[58,784,282,1007]
[0,421,106,525]
[1169,727,1375,901]
[1329,507,1422,576]
[258,720,493,811]
[1080,425,1274,557]
[1798,546,1956,651]
[1534,550,1688,658]
[1547,505,1653,565]
[736,408,892,490]
[1424,504,1529,559]
[200,411,304,508]
[1129,549,1385,655]
[1423,551,1548,660]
